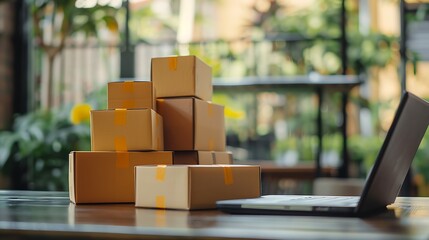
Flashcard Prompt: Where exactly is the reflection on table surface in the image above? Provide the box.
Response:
[1,191,429,239]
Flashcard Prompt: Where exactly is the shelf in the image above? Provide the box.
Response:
[213,75,363,92]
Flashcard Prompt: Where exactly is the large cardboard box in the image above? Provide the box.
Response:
[69,151,173,204]
[151,56,212,101]
[91,109,163,151]
[156,98,225,151]
[173,151,233,165]
[108,81,156,110]
[135,165,260,210]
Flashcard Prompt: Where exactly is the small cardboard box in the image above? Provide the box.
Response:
[91,109,163,151]
[135,165,260,210]
[151,55,212,101]
[69,151,173,204]
[173,151,233,165]
[108,81,156,110]
[156,97,225,151]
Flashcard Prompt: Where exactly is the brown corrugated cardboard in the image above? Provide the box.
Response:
[108,81,156,110]
[91,109,164,151]
[69,151,173,204]
[173,151,233,165]
[151,56,212,101]
[135,165,260,210]
[156,97,225,151]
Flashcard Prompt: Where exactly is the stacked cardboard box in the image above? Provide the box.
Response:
[69,55,260,208]
[70,81,173,204]
[134,55,261,210]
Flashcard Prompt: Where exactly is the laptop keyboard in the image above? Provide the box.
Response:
[261,195,360,207]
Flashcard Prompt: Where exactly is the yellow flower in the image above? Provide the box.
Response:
[70,103,92,125]
[225,107,245,120]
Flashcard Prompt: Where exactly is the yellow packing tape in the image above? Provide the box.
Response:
[114,136,128,151]
[114,108,127,125]
[115,152,129,168]
[168,57,177,71]
[156,195,166,209]
[207,104,214,117]
[208,139,215,151]
[223,166,234,185]
[123,81,134,93]
[156,165,166,181]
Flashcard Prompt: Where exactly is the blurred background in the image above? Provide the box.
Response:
[1,0,429,196]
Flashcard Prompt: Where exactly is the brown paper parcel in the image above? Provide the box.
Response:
[151,55,212,101]
[135,165,260,210]
[108,81,156,110]
[156,97,225,151]
[90,109,163,151]
[69,151,173,204]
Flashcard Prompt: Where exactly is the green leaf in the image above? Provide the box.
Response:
[0,132,18,167]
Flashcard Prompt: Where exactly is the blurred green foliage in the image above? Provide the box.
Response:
[0,86,106,190]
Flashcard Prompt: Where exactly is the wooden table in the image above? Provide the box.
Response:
[1,191,429,239]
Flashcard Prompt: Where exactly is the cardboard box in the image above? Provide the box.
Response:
[91,109,163,151]
[151,56,212,101]
[108,81,156,110]
[156,97,225,151]
[69,151,173,204]
[173,151,233,165]
[135,165,260,210]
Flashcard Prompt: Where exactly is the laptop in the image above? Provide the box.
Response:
[217,91,429,217]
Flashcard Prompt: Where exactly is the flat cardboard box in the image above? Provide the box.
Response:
[135,165,260,210]
[151,56,212,101]
[173,151,233,165]
[156,97,225,151]
[69,151,173,204]
[108,81,156,110]
[91,109,163,151]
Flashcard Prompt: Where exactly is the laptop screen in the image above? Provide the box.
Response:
[357,92,429,215]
